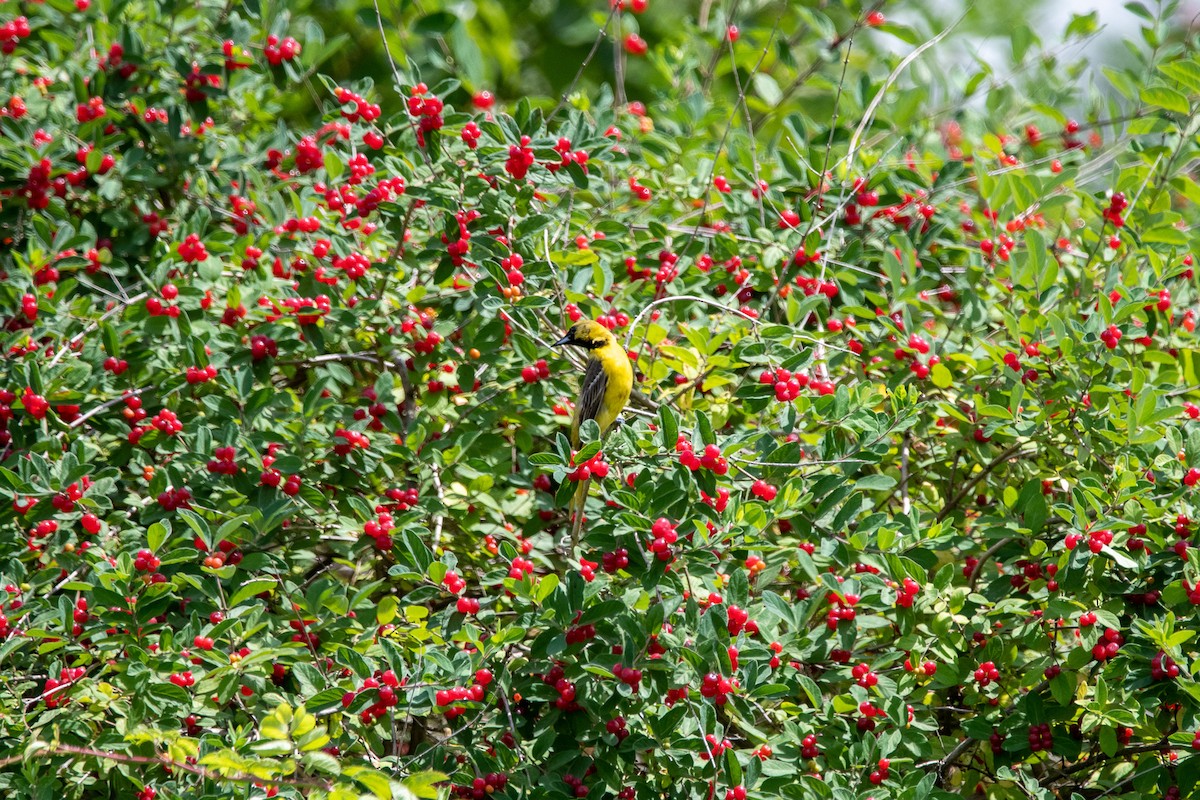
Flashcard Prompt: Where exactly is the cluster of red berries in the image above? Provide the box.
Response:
[75,143,115,177]
[562,774,592,798]
[521,359,550,383]
[903,657,938,676]
[501,252,527,289]
[249,335,278,361]
[542,665,579,711]
[103,356,130,374]
[547,136,590,174]
[699,672,736,705]
[145,294,181,318]
[432,669,491,720]
[506,557,534,582]
[168,670,195,688]
[565,622,595,646]
[611,664,642,691]
[894,576,921,608]
[664,686,688,706]
[1099,324,1122,349]
[383,486,420,511]
[1091,627,1124,661]
[460,121,481,149]
[699,734,731,762]
[1103,191,1128,228]
[43,666,86,708]
[1018,723,1051,753]
[1064,528,1113,554]
[260,458,302,497]
[0,15,31,54]
[442,570,466,595]
[725,604,757,636]
[8,387,45,421]
[700,488,730,514]
[50,479,89,512]
[973,660,1000,687]
[677,436,728,474]
[723,787,747,800]
[155,487,192,511]
[151,408,183,436]
[1181,579,1200,604]
[27,520,59,551]
[851,662,879,688]
[456,596,480,614]
[1185,467,1200,488]
[206,446,238,475]
[20,157,54,209]
[333,86,381,124]
[567,450,609,482]
[450,772,508,800]
[331,428,370,456]
[406,84,444,146]
[1151,650,1180,680]
[290,135,323,173]
[74,96,106,123]
[979,233,1016,262]
[799,733,820,758]
[741,478,778,506]
[648,517,678,562]
[20,292,38,322]
[601,548,630,573]
[868,758,891,785]
[362,510,395,550]
[605,715,629,741]
[185,364,218,384]
[263,34,301,66]
[758,367,819,402]
[826,592,858,629]
[333,252,372,280]
[505,136,535,179]
[177,233,208,263]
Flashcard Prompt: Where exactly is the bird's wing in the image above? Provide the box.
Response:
[571,358,608,446]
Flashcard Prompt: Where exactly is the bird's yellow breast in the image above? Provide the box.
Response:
[592,342,633,434]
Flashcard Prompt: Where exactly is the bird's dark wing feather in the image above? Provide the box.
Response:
[572,358,608,446]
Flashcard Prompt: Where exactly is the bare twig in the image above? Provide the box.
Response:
[547,6,619,122]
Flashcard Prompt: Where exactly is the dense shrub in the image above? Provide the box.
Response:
[4,0,1200,799]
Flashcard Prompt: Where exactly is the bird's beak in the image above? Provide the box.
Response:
[552,333,572,347]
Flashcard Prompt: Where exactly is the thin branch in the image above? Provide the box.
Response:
[936,444,1033,523]
[69,386,150,430]
[47,292,148,369]
[547,6,619,122]
[843,12,966,172]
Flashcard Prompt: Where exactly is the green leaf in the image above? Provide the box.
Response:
[147,521,169,552]
[930,362,952,389]
[1141,85,1190,114]
[345,765,394,799]
[302,750,342,775]
[402,770,449,799]
[1158,58,1200,94]
[229,579,276,608]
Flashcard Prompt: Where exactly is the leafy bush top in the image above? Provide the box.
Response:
[3,1,1200,799]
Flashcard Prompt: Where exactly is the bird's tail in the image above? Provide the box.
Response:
[566,478,588,554]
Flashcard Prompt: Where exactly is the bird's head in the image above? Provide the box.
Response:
[552,319,614,350]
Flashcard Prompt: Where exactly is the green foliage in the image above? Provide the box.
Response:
[4,1,1200,799]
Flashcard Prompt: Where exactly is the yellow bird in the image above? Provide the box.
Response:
[552,319,633,548]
